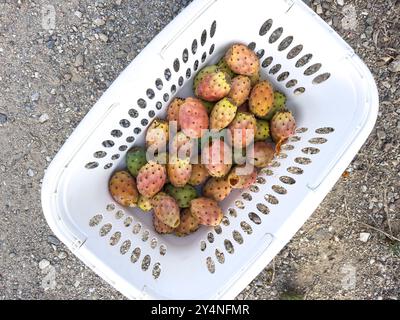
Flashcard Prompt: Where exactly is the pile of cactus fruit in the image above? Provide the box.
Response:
[108,43,296,236]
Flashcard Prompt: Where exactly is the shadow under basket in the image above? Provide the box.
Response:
[41,0,378,299]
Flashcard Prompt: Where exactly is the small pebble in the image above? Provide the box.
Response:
[58,251,68,259]
[99,33,108,42]
[31,92,40,102]
[27,168,35,177]
[47,235,60,246]
[39,259,50,270]
[94,17,105,26]
[74,11,82,19]
[359,232,370,242]
[388,59,400,73]
[39,114,49,123]
[0,113,7,125]
[74,53,84,67]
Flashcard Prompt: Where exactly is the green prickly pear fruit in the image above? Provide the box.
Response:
[210,98,237,131]
[126,147,147,177]
[193,65,218,92]
[217,58,236,78]
[255,119,270,141]
[165,184,197,208]
[261,91,287,121]
[194,71,231,102]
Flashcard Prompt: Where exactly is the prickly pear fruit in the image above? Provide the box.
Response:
[153,215,174,234]
[167,98,185,129]
[227,165,258,189]
[261,91,287,121]
[138,195,152,212]
[126,147,147,177]
[190,197,223,226]
[195,71,231,102]
[109,171,139,207]
[202,140,232,178]
[175,209,199,237]
[252,141,275,168]
[152,193,180,228]
[165,184,197,208]
[217,58,236,78]
[270,110,296,144]
[203,177,232,202]
[170,131,194,159]
[255,119,270,141]
[146,119,169,151]
[188,161,210,186]
[201,100,215,114]
[179,97,209,138]
[136,161,167,198]
[228,75,251,106]
[194,65,218,91]
[249,71,261,87]
[150,192,168,207]
[224,43,260,77]
[228,112,257,149]
[210,98,237,131]
[249,80,274,117]
[167,156,192,188]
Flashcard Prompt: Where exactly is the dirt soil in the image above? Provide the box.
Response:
[0,0,399,300]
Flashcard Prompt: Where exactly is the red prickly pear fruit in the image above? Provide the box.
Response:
[193,65,219,92]
[227,165,258,189]
[210,98,237,131]
[224,43,260,77]
[260,91,287,121]
[252,141,275,168]
[228,112,257,149]
[188,160,210,186]
[167,98,185,129]
[170,131,194,159]
[270,110,296,144]
[190,197,223,226]
[145,119,169,151]
[152,193,180,228]
[167,156,192,188]
[153,215,175,234]
[136,161,167,198]
[202,140,232,178]
[249,80,275,117]
[109,171,139,207]
[178,97,209,139]
[203,177,232,202]
[228,75,251,106]
[195,71,231,102]
[175,208,200,237]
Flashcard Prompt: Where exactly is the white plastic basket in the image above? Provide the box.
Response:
[41,0,378,300]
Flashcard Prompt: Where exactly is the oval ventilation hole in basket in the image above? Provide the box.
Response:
[178,76,184,87]
[287,166,304,175]
[242,193,252,201]
[141,119,149,126]
[294,87,306,95]
[278,36,293,51]
[155,78,163,90]
[215,249,225,264]
[104,163,113,169]
[309,137,328,144]
[304,63,322,76]
[279,176,296,185]
[257,49,265,59]
[256,203,270,215]
[210,20,217,38]
[264,194,279,205]
[146,88,155,99]
[173,58,180,72]
[99,223,112,237]
[111,129,123,138]
[288,135,301,142]
[262,56,273,68]
[142,230,150,242]
[201,52,207,63]
[209,44,215,55]
[235,200,245,209]
[152,263,161,279]
[150,238,158,249]
[119,145,128,152]
[193,60,199,72]
[269,64,282,75]
[207,232,215,244]
[233,230,244,244]
[240,221,253,235]
[164,68,172,81]
[124,216,134,227]
[224,239,234,254]
[277,71,290,82]
[155,101,162,110]
[259,19,273,36]
[287,44,303,59]
[141,255,151,271]
[192,39,198,54]
[206,257,215,274]
[248,42,256,51]
[296,127,308,134]
[269,27,283,43]
[89,214,103,227]
[186,68,191,79]
[214,225,222,234]
[272,185,287,195]
[281,144,294,151]
[131,247,141,263]
[313,73,331,84]
[201,30,207,46]
[248,212,262,225]
[109,232,121,246]
[137,98,147,109]
[94,151,107,158]
[200,241,207,252]
[250,185,259,193]
[276,152,288,160]
[159,244,167,256]
[302,147,320,155]
[128,108,139,118]
[102,140,114,148]
[296,54,313,68]
[260,168,274,176]
[126,136,135,143]
[315,127,335,134]
[295,157,312,165]
[132,223,141,234]
[256,176,266,184]
[170,85,177,94]
[286,79,298,88]
[106,203,115,211]
[270,160,281,168]
[228,208,237,218]
[221,216,230,226]
[120,240,131,255]
[115,210,124,219]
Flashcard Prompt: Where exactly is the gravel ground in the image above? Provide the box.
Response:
[0,0,399,300]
